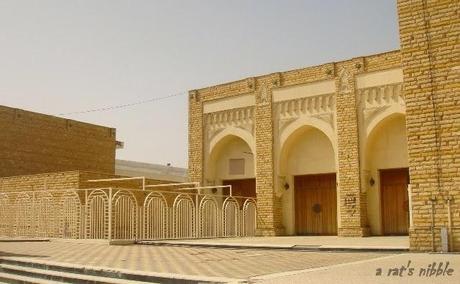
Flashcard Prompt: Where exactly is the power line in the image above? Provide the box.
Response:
[58,91,188,116]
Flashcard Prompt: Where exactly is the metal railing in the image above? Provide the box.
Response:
[0,184,257,241]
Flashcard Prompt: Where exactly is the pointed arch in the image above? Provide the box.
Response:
[208,126,255,156]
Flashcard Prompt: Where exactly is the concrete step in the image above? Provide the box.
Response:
[0,257,237,284]
[0,271,64,284]
[0,263,156,284]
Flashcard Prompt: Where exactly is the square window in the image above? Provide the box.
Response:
[229,158,245,175]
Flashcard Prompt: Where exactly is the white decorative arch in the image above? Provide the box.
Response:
[143,192,168,239]
[366,104,406,138]
[208,126,255,156]
[279,116,337,156]
[112,190,137,240]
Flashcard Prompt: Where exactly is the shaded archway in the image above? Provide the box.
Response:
[279,125,337,235]
[206,134,256,198]
[364,113,409,235]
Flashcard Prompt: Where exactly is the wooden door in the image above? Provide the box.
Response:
[295,173,337,235]
[380,168,409,235]
[222,179,256,198]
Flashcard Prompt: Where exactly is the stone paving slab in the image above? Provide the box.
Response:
[0,240,391,280]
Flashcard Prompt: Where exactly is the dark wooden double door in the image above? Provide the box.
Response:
[380,168,409,235]
[222,178,256,198]
[295,173,337,235]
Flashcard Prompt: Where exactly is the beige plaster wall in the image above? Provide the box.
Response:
[364,114,409,235]
[272,80,335,102]
[356,68,403,89]
[203,94,255,113]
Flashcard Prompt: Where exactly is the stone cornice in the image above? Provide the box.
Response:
[191,50,401,103]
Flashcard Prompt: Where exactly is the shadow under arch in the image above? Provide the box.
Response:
[208,126,255,156]
[278,117,336,176]
[206,129,255,182]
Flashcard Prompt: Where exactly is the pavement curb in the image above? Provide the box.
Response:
[137,240,409,253]
[0,239,50,243]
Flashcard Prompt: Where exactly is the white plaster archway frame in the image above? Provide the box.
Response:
[365,104,406,138]
[208,126,256,156]
[276,116,338,235]
[279,116,337,157]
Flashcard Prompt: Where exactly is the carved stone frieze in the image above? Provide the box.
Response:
[204,106,255,142]
[358,83,405,125]
[338,68,352,94]
[259,83,270,104]
[274,93,336,132]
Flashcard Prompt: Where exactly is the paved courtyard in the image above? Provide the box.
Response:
[0,240,458,283]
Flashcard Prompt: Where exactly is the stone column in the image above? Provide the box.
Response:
[255,75,284,236]
[397,0,459,251]
[188,90,204,184]
[335,61,370,237]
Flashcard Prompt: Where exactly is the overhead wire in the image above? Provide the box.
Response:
[58,90,188,116]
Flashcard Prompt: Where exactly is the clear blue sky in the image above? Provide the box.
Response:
[0,0,400,168]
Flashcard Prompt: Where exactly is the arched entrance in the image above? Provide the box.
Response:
[206,134,256,198]
[365,113,409,235]
[279,125,337,235]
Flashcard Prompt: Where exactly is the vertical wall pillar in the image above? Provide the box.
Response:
[397,0,459,251]
[188,90,204,185]
[255,76,284,236]
[335,61,370,237]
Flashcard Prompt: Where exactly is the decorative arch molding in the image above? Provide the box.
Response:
[208,126,256,156]
[365,104,406,138]
[279,116,337,156]
[204,106,254,145]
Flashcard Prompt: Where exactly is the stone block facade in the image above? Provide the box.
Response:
[0,105,116,177]
[189,50,405,238]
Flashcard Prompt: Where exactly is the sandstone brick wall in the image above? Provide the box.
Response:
[397,0,460,251]
[0,171,80,192]
[0,105,116,177]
